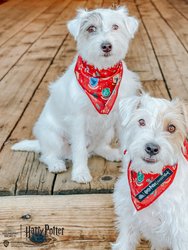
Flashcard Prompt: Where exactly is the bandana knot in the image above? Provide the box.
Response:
[74,56,123,114]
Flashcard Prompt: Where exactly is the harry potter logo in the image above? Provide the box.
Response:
[21,224,64,239]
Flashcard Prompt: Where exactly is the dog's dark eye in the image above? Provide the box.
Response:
[112,24,119,30]
[167,124,176,133]
[87,25,97,33]
[138,119,146,127]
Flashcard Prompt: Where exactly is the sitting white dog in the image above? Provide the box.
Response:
[113,94,188,250]
[12,7,140,183]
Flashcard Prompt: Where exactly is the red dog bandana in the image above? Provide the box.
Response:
[125,140,188,211]
[128,163,178,211]
[74,56,123,114]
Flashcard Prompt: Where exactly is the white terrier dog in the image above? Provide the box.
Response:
[12,7,140,183]
[113,94,188,250]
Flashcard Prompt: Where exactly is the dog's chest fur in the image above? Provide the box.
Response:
[39,61,122,146]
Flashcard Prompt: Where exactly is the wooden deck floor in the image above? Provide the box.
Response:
[0,0,187,249]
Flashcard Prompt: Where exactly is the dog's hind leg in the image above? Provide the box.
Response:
[95,145,122,162]
[94,128,122,162]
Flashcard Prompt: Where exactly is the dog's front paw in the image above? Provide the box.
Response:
[48,160,67,173]
[71,167,92,183]
[111,242,132,250]
[111,242,124,250]
[105,148,122,162]
[40,156,67,173]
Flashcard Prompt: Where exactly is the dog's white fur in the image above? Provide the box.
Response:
[113,94,188,250]
[12,7,140,183]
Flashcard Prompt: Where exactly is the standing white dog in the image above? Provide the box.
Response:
[12,7,140,183]
[113,94,188,250]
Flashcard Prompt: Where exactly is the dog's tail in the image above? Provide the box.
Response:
[11,140,40,153]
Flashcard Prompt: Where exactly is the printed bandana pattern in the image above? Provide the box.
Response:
[128,163,178,211]
[74,56,123,114]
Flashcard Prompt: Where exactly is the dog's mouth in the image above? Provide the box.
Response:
[103,52,111,57]
[142,157,158,164]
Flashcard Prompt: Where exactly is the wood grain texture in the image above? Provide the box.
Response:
[0,0,57,46]
[152,0,188,51]
[0,0,85,148]
[136,0,188,101]
[0,194,149,249]
[0,0,72,80]
[0,0,87,195]
[2,0,187,196]
[168,0,188,19]
[121,0,164,82]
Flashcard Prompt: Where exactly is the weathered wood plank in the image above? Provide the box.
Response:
[0,194,149,249]
[143,80,170,99]
[0,0,58,46]
[136,0,188,101]
[152,0,188,51]
[168,0,188,19]
[0,0,87,195]
[0,0,24,15]
[121,0,164,82]
[0,0,84,149]
[0,0,72,80]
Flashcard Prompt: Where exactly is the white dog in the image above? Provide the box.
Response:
[113,94,188,250]
[12,7,140,183]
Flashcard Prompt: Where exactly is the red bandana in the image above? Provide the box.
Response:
[125,139,188,211]
[183,139,188,161]
[74,56,123,114]
[128,163,178,211]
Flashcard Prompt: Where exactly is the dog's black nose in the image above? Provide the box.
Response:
[101,42,112,53]
[145,143,160,156]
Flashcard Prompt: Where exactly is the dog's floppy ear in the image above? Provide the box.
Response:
[117,6,139,38]
[119,96,141,127]
[125,16,139,38]
[67,9,88,40]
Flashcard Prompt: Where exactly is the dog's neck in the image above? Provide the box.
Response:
[76,55,122,75]
[74,55,123,114]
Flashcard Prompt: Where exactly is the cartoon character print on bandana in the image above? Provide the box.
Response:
[113,74,120,85]
[89,77,99,89]
[74,56,123,114]
[102,88,111,99]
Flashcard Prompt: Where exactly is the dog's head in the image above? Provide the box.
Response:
[119,94,188,173]
[67,7,139,69]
